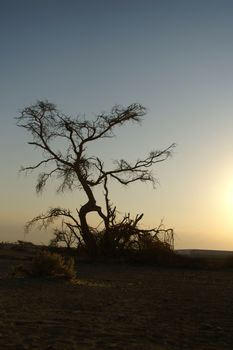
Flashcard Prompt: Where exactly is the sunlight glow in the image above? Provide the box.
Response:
[223,180,233,230]
[226,182,233,208]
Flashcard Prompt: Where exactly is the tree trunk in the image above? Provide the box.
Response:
[77,172,108,255]
[79,203,98,255]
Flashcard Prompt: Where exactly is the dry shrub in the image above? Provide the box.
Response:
[91,223,175,265]
[130,239,175,265]
[13,251,76,280]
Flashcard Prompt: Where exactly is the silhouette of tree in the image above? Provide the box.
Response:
[17,100,175,254]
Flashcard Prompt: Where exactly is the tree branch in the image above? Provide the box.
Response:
[25,207,81,233]
[92,143,175,186]
[21,157,55,172]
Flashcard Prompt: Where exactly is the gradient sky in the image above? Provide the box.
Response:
[1,0,233,249]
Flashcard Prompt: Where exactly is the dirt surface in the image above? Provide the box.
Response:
[0,249,233,349]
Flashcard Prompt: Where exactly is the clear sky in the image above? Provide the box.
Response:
[1,0,233,249]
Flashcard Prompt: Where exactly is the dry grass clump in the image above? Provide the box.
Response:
[13,251,76,280]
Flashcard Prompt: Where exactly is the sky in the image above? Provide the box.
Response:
[1,0,233,249]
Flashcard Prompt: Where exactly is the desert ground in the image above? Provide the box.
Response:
[0,244,233,349]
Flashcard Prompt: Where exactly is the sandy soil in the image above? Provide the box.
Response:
[0,250,233,349]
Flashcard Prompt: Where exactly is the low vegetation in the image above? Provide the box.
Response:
[2,241,233,276]
[12,251,76,280]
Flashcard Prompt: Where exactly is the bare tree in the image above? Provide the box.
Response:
[17,100,175,254]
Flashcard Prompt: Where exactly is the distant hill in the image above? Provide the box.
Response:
[176,249,233,258]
